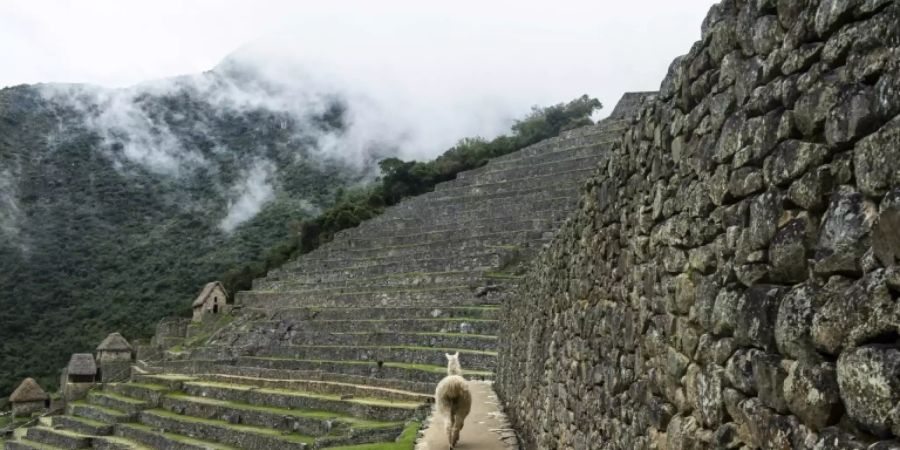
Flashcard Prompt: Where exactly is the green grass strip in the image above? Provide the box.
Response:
[164,392,400,429]
[183,381,421,409]
[90,391,147,404]
[121,423,238,450]
[144,409,314,444]
[324,421,420,449]
[243,356,494,376]
[71,400,128,417]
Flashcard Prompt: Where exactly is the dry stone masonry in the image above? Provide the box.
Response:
[4,93,643,449]
[497,0,900,449]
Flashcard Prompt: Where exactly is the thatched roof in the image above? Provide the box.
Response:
[192,281,227,307]
[97,332,132,352]
[66,353,97,377]
[9,378,48,403]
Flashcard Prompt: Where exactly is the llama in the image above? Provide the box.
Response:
[434,352,472,448]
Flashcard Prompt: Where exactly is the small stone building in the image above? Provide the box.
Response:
[62,353,97,401]
[192,281,230,322]
[96,332,133,382]
[9,378,49,418]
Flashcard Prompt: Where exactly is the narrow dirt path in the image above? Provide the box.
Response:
[417,380,519,450]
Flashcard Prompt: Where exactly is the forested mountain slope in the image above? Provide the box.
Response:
[0,60,370,395]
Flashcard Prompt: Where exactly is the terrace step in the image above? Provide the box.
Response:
[103,383,169,406]
[114,423,237,450]
[366,190,578,226]
[52,415,114,436]
[138,409,312,450]
[302,221,557,261]
[382,189,580,225]
[234,317,499,335]
[425,168,594,201]
[143,365,439,396]
[452,153,605,186]
[246,346,496,370]
[232,357,492,385]
[179,381,421,422]
[87,392,149,415]
[197,373,431,403]
[270,252,513,283]
[5,440,67,450]
[157,392,401,437]
[235,285,480,309]
[255,270,488,291]
[257,305,500,321]
[235,287,503,309]
[279,246,513,276]
[24,426,91,449]
[90,435,153,450]
[307,331,495,350]
[68,402,134,424]
[357,202,574,233]
[462,141,611,173]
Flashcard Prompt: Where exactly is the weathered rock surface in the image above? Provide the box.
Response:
[497,0,900,448]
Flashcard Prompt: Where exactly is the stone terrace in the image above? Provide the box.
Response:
[4,94,648,449]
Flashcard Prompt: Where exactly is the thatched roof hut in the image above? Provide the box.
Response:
[97,332,132,352]
[9,378,48,403]
[192,281,228,308]
[66,353,97,377]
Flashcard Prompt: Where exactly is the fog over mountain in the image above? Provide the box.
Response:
[0,0,716,397]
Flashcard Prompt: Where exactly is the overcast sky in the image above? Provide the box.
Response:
[2,1,716,116]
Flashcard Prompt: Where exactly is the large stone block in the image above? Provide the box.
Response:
[783,360,842,430]
[837,344,900,437]
[734,285,786,352]
[813,186,876,275]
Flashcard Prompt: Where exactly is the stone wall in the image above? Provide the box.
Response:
[496,1,900,449]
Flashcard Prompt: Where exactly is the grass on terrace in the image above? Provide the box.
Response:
[121,423,238,450]
[144,409,315,444]
[182,381,422,409]
[164,392,402,429]
[242,357,494,376]
[325,421,420,450]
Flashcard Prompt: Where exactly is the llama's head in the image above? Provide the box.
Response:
[446,352,462,375]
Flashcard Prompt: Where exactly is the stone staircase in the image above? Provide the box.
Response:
[5,94,646,449]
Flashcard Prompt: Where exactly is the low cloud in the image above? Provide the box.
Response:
[219,159,276,233]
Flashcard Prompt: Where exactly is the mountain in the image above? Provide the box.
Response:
[0,59,378,395]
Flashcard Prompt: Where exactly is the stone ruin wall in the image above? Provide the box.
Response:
[496,0,900,449]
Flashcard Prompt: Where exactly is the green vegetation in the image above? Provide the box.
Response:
[0,84,362,395]
[325,421,420,450]
[0,81,599,397]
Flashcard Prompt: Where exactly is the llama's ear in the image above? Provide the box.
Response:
[445,353,451,359]
[454,352,459,357]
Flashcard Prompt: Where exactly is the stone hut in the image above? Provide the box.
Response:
[62,353,97,401]
[191,281,230,322]
[96,332,133,382]
[9,378,48,418]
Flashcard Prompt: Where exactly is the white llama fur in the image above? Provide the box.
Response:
[435,352,471,447]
